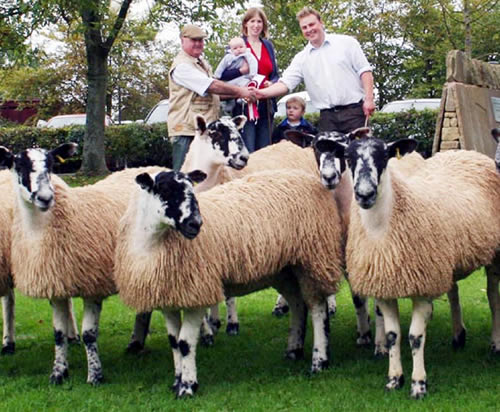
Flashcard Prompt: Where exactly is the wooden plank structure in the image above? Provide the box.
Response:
[433,50,500,158]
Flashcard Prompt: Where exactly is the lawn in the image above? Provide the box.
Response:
[0,268,498,411]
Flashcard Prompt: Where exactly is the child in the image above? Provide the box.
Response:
[272,95,317,145]
[214,37,258,87]
[215,37,259,115]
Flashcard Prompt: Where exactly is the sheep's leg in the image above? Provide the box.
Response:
[310,301,330,373]
[327,294,337,317]
[374,299,387,357]
[127,312,152,353]
[485,268,500,353]
[82,298,103,385]
[169,307,206,398]
[272,294,290,317]
[282,292,307,360]
[199,312,215,347]
[377,299,403,391]
[225,297,239,335]
[1,287,15,355]
[208,304,221,331]
[67,298,81,345]
[49,298,70,384]
[163,309,182,392]
[409,297,433,399]
[447,283,466,349]
[352,292,371,346]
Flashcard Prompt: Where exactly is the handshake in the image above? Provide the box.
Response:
[238,82,270,103]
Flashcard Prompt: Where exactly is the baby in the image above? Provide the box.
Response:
[214,37,258,87]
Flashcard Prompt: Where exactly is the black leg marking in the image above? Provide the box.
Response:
[409,334,422,350]
[178,340,190,357]
[54,329,65,346]
[1,342,15,355]
[168,334,178,349]
[385,331,397,350]
[452,328,466,350]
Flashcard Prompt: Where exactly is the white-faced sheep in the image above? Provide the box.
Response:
[114,168,345,398]
[0,170,80,356]
[0,143,167,385]
[127,115,250,350]
[323,135,500,398]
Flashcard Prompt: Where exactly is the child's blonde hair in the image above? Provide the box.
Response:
[286,96,306,112]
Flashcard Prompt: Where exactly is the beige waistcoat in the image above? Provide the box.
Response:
[168,51,220,137]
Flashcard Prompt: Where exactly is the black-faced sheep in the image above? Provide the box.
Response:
[324,135,500,399]
[114,168,345,398]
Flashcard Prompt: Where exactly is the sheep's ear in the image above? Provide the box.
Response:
[284,130,314,148]
[188,170,207,184]
[387,139,418,159]
[314,139,347,158]
[195,115,207,134]
[231,115,247,130]
[0,146,14,169]
[136,173,155,192]
[50,143,78,163]
[492,128,500,143]
[347,127,371,141]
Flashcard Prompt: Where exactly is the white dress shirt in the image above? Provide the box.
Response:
[280,33,372,110]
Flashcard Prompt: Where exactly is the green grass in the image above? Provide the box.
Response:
[0,269,498,411]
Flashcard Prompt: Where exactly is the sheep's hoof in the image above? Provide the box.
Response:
[171,375,181,393]
[490,342,500,354]
[310,358,329,374]
[272,305,289,317]
[1,342,15,355]
[373,345,388,358]
[226,322,239,336]
[87,371,104,386]
[410,379,427,399]
[200,333,214,347]
[126,340,145,354]
[68,335,81,345]
[50,368,69,385]
[285,348,304,360]
[356,331,373,347]
[385,375,404,391]
[452,328,466,350]
[175,381,198,399]
[208,318,221,333]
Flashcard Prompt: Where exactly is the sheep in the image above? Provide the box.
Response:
[0,170,81,356]
[0,142,166,385]
[127,114,250,350]
[322,135,500,398]
[492,128,500,172]
[114,167,345,398]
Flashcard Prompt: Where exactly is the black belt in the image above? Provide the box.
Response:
[321,100,363,112]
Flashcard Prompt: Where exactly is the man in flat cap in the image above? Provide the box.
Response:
[168,24,253,170]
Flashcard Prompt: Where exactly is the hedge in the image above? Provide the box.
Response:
[0,109,437,174]
[0,123,171,173]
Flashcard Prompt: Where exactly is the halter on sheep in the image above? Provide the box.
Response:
[324,135,500,399]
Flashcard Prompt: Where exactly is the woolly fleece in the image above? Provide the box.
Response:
[347,150,500,299]
[0,170,13,295]
[115,169,344,311]
[11,166,164,299]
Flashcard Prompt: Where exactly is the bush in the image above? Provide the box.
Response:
[0,123,171,173]
[277,108,438,158]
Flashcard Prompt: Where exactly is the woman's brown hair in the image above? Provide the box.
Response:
[241,7,269,38]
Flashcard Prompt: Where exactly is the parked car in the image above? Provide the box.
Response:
[380,98,441,113]
[144,99,169,125]
[40,114,113,128]
[276,91,319,117]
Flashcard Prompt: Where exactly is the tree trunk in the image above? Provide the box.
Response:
[80,46,109,175]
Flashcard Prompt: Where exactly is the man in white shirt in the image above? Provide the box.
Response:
[256,7,375,133]
[168,24,253,170]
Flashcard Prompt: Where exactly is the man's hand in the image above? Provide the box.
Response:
[239,86,256,103]
[363,98,376,117]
